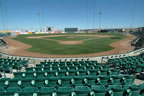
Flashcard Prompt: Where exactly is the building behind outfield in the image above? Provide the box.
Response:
[65,28,78,33]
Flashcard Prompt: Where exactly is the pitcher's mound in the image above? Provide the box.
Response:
[59,41,83,45]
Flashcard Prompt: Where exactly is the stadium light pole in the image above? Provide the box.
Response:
[38,12,42,32]
[99,11,102,32]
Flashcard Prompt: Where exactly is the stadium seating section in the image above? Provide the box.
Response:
[0,57,28,73]
[108,53,144,74]
[0,57,144,96]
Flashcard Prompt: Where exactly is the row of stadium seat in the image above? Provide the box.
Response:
[0,75,135,88]
[14,69,120,78]
[6,57,28,61]
[37,63,100,67]
[41,60,97,64]
[0,84,144,96]
[26,66,112,72]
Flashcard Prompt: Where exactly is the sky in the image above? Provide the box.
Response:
[0,0,144,30]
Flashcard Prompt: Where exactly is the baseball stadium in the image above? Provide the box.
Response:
[0,0,144,96]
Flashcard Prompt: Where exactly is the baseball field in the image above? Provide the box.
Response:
[13,33,127,55]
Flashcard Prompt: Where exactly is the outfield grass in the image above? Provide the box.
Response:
[14,33,127,55]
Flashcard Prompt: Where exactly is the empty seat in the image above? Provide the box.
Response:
[86,76,100,86]
[8,78,22,87]
[111,76,123,85]
[123,75,135,85]
[89,70,99,76]
[47,77,61,87]
[57,70,67,77]
[92,85,107,96]
[99,75,111,85]
[108,85,129,96]
[36,72,47,78]
[35,77,47,87]
[60,76,73,87]
[139,83,144,96]
[73,76,86,86]
[129,85,141,96]
[68,70,78,76]
[5,87,21,96]
[0,79,9,88]
[21,79,35,87]
[0,87,5,95]
[109,69,120,75]
[47,71,57,77]
[56,87,74,96]
[74,86,94,96]
[78,70,88,76]
[21,87,39,96]
[14,72,25,79]
[38,87,55,96]
[100,69,109,75]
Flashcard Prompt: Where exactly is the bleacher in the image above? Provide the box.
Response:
[0,57,28,73]
[0,58,144,96]
[108,53,144,74]
[131,31,144,50]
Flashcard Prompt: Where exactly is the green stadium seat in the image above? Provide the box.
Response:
[21,87,39,96]
[99,75,110,85]
[67,67,77,71]
[129,85,141,96]
[0,79,9,88]
[58,67,67,71]
[102,65,110,70]
[73,76,86,86]
[108,85,130,96]
[86,76,100,86]
[14,72,25,79]
[47,77,61,87]
[35,77,47,87]
[8,78,22,87]
[89,69,99,76]
[24,72,37,79]
[60,76,73,87]
[68,70,78,76]
[56,87,74,96]
[111,75,123,85]
[36,72,47,78]
[78,70,88,76]
[26,68,35,72]
[38,87,55,96]
[123,75,135,85]
[77,66,86,70]
[74,86,94,96]
[139,84,144,96]
[21,79,35,87]
[0,87,5,95]
[47,71,57,77]
[100,69,109,75]
[109,69,120,76]
[57,70,67,77]
[92,85,107,96]
[5,87,21,96]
